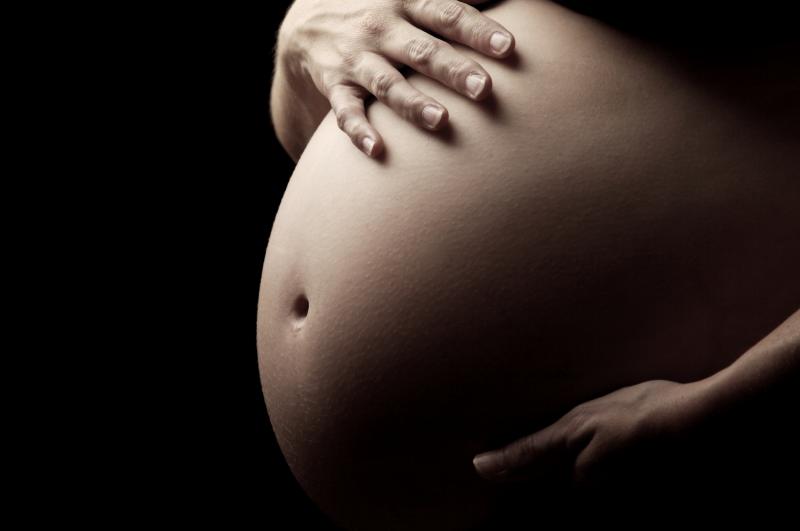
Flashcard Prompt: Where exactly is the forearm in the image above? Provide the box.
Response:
[642,308,800,488]
[270,19,331,163]
[697,308,799,416]
[709,310,800,407]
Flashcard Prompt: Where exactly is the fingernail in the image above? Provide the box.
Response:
[362,137,375,156]
[422,105,444,129]
[473,452,505,478]
[466,73,486,99]
[490,32,512,55]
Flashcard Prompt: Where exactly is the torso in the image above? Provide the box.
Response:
[257,1,800,529]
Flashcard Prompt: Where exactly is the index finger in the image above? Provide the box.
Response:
[473,420,584,483]
[404,0,515,58]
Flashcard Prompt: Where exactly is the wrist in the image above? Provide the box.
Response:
[276,2,309,82]
[276,0,298,49]
[270,6,332,162]
[668,367,742,437]
[643,378,717,441]
[276,23,302,83]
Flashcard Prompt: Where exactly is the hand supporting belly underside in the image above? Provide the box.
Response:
[257,1,800,529]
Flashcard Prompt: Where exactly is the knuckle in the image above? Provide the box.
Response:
[519,433,540,456]
[317,72,337,98]
[566,410,591,433]
[348,128,366,150]
[543,428,563,452]
[341,50,359,69]
[499,441,520,467]
[445,59,468,86]
[335,108,352,131]
[370,71,400,100]
[565,425,587,450]
[439,2,466,28]
[335,104,362,133]
[565,415,596,450]
[358,12,387,36]
[405,38,438,66]
[404,93,426,114]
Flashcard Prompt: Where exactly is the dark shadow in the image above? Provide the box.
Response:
[475,90,501,121]
[553,0,798,50]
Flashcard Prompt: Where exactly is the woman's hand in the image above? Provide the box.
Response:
[277,0,515,157]
[472,379,713,490]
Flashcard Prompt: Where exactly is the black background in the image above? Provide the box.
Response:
[169,1,343,527]
[117,1,343,527]
[145,1,800,528]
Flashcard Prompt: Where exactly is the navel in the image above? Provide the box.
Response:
[291,293,310,330]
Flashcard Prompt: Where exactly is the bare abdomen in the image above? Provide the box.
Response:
[257,1,800,528]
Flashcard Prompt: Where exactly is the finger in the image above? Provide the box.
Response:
[328,84,383,157]
[572,442,601,490]
[405,0,515,58]
[379,23,492,101]
[473,421,584,483]
[472,428,566,482]
[352,52,449,131]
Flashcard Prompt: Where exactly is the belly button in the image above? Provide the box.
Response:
[291,293,310,329]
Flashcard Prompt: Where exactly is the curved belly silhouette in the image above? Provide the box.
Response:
[257,1,800,529]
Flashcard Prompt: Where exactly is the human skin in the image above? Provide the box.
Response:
[471,308,800,488]
[271,0,514,160]
[257,0,800,529]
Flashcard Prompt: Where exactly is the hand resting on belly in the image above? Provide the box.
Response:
[258,1,800,529]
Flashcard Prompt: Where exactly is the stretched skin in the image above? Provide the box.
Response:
[257,1,800,529]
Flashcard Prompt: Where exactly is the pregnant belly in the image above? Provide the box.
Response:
[257,1,800,529]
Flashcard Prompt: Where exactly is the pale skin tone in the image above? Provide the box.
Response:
[271,0,514,161]
[269,0,800,491]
